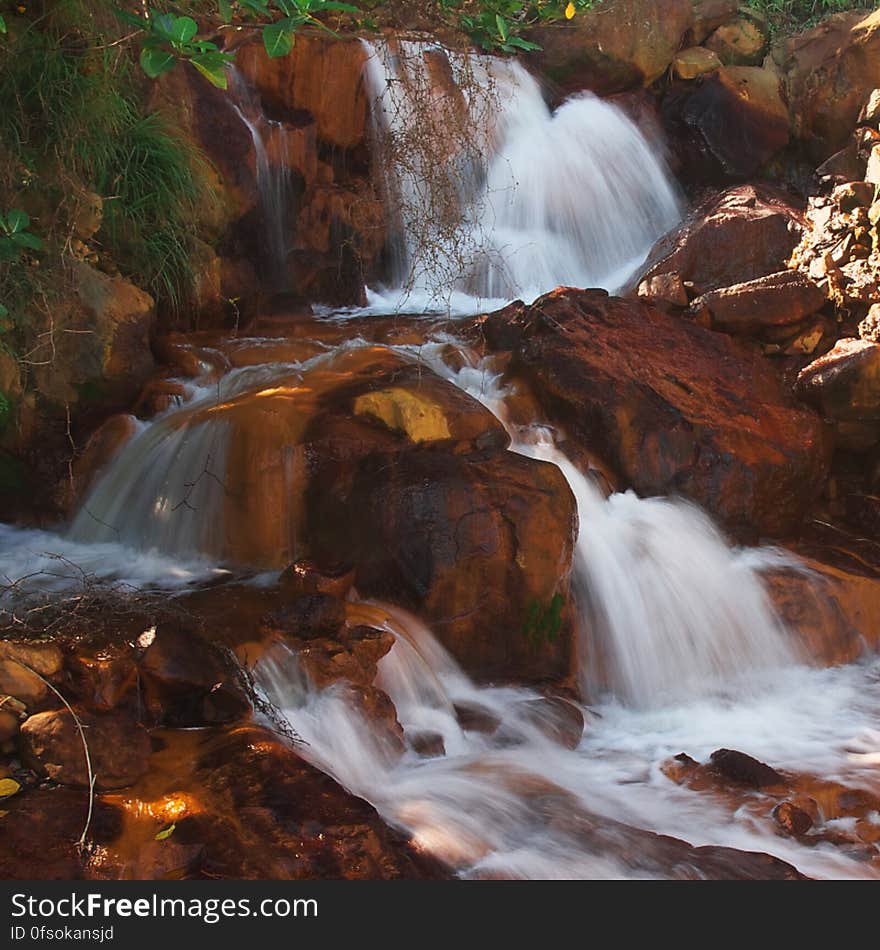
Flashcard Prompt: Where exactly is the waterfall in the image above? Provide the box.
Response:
[228,68,296,290]
[360,40,682,312]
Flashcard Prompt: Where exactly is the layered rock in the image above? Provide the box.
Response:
[528,0,695,95]
[663,66,790,179]
[638,185,804,296]
[476,288,831,539]
[776,8,880,160]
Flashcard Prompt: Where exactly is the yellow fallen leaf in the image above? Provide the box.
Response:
[0,778,21,798]
[155,823,176,841]
[565,1,576,19]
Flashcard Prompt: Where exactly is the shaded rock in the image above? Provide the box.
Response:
[860,304,880,343]
[673,46,722,80]
[139,626,251,727]
[133,379,188,420]
[528,0,694,95]
[65,643,138,713]
[0,640,63,711]
[779,9,880,160]
[20,708,151,790]
[60,413,139,514]
[690,270,825,338]
[638,272,690,307]
[796,339,880,451]
[691,0,740,44]
[672,66,790,178]
[308,446,577,681]
[492,288,831,539]
[263,593,347,641]
[704,17,768,66]
[191,724,442,879]
[31,262,156,409]
[709,748,785,788]
[279,559,355,601]
[638,185,803,295]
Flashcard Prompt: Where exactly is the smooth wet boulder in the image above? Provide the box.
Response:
[0,640,64,712]
[20,708,151,790]
[796,339,880,451]
[672,46,722,81]
[527,0,694,95]
[777,9,880,160]
[689,270,826,338]
[709,749,786,788]
[308,446,577,681]
[481,288,831,539]
[637,185,804,295]
[666,66,790,178]
[691,0,740,44]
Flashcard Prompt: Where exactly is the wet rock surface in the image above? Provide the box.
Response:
[475,287,831,539]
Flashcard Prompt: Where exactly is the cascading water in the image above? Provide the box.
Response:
[228,68,296,290]
[360,40,681,312]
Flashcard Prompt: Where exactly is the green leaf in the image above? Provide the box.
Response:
[6,209,29,234]
[11,232,43,251]
[0,14,6,34]
[263,21,295,58]
[218,0,233,20]
[155,823,176,841]
[190,52,232,89]
[140,46,177,79]
[504,36,542,51]
[316,1,360,10]
[0,304,8,319]
[495,14,509,42]
[169,16,199,46]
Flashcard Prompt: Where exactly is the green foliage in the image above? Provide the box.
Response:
[0,210,43,264]
[440,1,593,53]
[0,392,10,433]
[523,592,565,649]
[748,0,874,34]
[0,16,215,321]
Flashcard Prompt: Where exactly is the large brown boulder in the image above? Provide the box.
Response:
[20,708,151,790]
[528,0,694,95]
[665,66,790,178]
[777,9,880,160]
[307,447,577,682]
[31,263,156,409]
[481,288,831,539]
[796,338,880,452]
[637,184,804,295]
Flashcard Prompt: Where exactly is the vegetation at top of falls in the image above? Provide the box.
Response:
[0,2,218,349]
[749,0,876,35]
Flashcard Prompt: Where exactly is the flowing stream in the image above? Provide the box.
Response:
[359,39,681,313]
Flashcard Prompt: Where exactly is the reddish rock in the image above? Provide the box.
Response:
[796,339,880,451]
[66,643,138,713]
[516,696,584,750]
[671,66,790,178]
[453,701,501,735]
[62,414,139,514]
[704,17,768,66]
[263,593,347,641]
[409,730,445,757]
[308,446,577,682]
[779,9,880,160]
[774,800,814,836]
[709,749,786,788]
[139,626,251,727]
[690,270,826,338]
[764,554,880,665]
[279,559,355,601]
[20,708,151,790]
[235,34,370,150]
[488,288,831,539]
[133,380,187,419]
[0,640,64,712]
[690,0,740,44]
[191,724,442,879]
[527,0,694,95]
[638,185,804,295]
